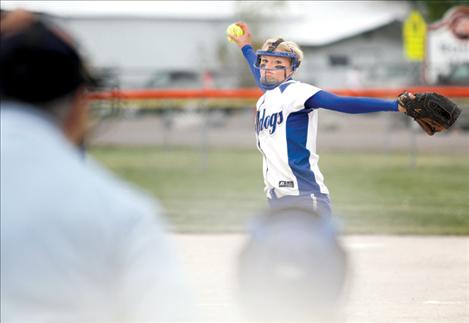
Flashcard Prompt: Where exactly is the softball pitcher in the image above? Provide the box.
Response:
[228,22,409,216]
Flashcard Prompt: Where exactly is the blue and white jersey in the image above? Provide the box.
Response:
[255,80,330,199]
[242,44,398,204]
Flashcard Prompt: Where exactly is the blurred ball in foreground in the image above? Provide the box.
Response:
[237,206,347,321]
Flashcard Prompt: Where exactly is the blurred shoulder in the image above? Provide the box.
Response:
[69,156,166,234]
[85,156,160,212]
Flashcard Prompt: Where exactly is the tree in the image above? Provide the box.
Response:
[411,0,468,22]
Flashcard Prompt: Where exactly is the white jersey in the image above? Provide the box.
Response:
[255,80,330,199]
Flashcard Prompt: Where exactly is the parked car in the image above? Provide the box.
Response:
[437,63,469,85]
[145,70,201,89]
[140,70,249,117]
[144,70,238,89]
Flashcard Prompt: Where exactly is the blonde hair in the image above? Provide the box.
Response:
[261,38,304,66]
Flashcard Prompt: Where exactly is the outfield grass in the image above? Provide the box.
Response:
[90,146,469,235]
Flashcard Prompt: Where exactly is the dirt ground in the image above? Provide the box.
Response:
[172,234,469,323]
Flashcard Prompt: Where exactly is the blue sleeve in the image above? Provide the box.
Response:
[305,90,399,113]
[241,45,264,91]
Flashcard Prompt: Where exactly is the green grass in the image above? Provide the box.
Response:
[89,146,469,235]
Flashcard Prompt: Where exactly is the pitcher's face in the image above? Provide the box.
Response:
[259,55,293,84]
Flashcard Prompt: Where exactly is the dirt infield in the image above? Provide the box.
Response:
[172,234,468,322]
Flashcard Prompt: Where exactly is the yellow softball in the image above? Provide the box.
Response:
[226,23,244,42]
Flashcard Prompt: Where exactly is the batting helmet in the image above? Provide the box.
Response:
[237,206,347,321]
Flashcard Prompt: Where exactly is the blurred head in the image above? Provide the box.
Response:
[255,38,304,89]
[0,9,98,144]
[238,206,347,321]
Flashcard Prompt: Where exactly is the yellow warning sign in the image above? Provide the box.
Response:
[403,10,427,61]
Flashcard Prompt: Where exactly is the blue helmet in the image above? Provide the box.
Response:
[237,206,347,321]
[254,38,301,89]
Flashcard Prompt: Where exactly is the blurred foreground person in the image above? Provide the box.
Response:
[1,10,192,322]
[238,207,347,322]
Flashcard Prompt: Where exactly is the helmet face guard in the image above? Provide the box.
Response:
[254,39,300,90]
[255,50,300,72]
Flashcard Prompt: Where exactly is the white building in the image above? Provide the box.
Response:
[3,1,415,88]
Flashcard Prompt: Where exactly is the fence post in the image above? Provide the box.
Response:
[199,101,209,171]
[409,121,418,169]
[162,106,173,151]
